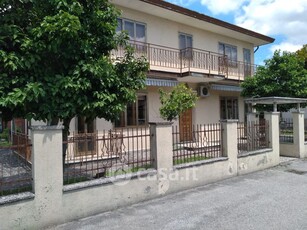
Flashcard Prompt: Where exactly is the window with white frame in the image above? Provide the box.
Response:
[115,94,148,127]
[219,43,237,67]
[179,33,193,59]
[117,18,146,52]
[243,48,252,76]
[220,97,238,119]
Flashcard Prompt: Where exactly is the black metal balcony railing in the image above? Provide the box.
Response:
[111,41,258,81]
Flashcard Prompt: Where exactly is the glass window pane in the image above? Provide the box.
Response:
[179,34,185,49]
[116,18,122,32]
[127,102,137,126]
[219,43,224,54]
[231,46,237,61]
[77,116,85,133]
[243,48,251,63]
[136,23,146,43]
[138,95,147,125]
[186,36,193,48]
[220,98,226,119]
[220,97,238,119]
[115,111,126,128]
[87,120,95,133]
[124,21,135,40]
[225,46,231,58]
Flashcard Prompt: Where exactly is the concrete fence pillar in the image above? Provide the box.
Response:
[149,122,173,195]
[31,125,63,218]
[149,122,173,170]
[221,120,238,175]
[264,112,279,157]
[246,112,258,123]
[292,111,305,158]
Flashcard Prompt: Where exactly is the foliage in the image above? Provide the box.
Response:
[0,0,149,132]
[0,128,9,142]
[241,50,307,111]
[159,84,198,121]
[296,44,307,69]
[173,155,208,165]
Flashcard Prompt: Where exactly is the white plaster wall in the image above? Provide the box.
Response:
[304,144,307,158]
[0,115,280,229]
[117,6,254,63]
[167,160,233,194]
[193,89,244,124]
[237,150,278,175]
[280,143,297,157]
[147,86,164,123]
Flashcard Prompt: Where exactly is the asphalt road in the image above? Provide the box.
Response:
[48,158,307,230]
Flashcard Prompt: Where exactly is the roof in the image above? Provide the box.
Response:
[140,0,275,45]
[244,97,307,112]
[244,97,307,105]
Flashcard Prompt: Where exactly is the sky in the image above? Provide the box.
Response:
[165,0,307,65]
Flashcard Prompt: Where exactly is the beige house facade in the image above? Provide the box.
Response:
[68,0,274,136]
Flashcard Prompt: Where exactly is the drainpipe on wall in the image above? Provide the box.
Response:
[254,46,259,53]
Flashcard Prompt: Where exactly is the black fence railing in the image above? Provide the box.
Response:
[63,127,152,185]
[237,121,270,154]
[172,123,222,165]
[279,118,293,143]
[0,132,32,196]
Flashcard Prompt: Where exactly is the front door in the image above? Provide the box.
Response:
[179,109,193,142]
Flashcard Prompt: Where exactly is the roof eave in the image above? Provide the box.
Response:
[140,0,275,45]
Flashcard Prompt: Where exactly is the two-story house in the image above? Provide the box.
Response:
[67,0,274,141]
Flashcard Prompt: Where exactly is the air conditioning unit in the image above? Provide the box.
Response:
[198,85,210,97]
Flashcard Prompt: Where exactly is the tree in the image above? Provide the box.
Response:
[0,0,149,135]
[296,44,307,69]
[159,84,198,121]
[241,50,307,111]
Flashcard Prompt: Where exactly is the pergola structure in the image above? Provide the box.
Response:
[244,96,307,112]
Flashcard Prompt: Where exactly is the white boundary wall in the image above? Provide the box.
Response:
[0,113,280,230]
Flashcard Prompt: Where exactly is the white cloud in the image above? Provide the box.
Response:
[167,0,307,54]
[270,42,303,53]
[166,0,195,7]
[200,0,247,15]
[235,0,307,53]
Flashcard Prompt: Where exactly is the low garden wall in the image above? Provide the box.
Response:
[0,112,280,230]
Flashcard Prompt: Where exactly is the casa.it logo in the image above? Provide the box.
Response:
[110,165,199,192]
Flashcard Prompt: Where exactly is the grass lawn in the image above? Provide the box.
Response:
[174,155,209,165]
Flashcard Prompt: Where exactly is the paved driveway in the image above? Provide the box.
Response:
[48,158,307,230]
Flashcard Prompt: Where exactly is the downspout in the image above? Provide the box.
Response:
[254,46,259,53]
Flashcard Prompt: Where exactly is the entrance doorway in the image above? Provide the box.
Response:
[179,108,193,142]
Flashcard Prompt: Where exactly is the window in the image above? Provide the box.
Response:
[243,48,252,77]
[76,117,96,156]
[179,33,193,59]
[115,95,148,127]
[220,97,238,119]
[117,18,146,52]
[77,117,95,133]
[219,43,237,67]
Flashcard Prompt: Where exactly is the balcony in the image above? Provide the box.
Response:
[111,41,258,82]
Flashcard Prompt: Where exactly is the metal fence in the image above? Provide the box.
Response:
[0,132,32,196]
[111,40,258,79]
[279,118,293,143]
[237,121,269,154]
[172,123,222,165]
[63,127,152,184]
